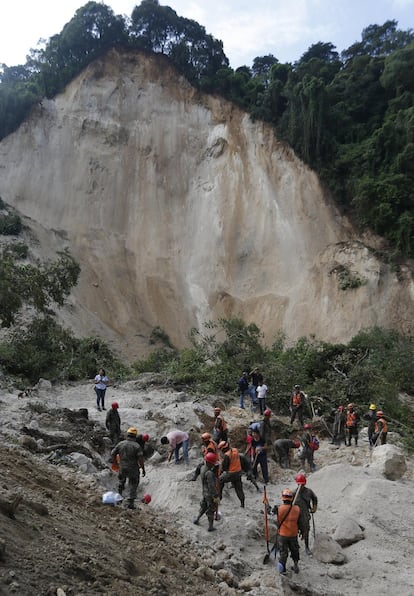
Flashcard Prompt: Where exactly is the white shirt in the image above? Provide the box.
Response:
[257,384,268,399]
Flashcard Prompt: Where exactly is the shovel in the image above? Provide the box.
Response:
[262,486,270,563]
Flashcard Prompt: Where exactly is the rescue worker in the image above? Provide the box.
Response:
[274,488,301,575]
[161,429,190,464]
[237,372,251,409]
[290,385,306,427]
[190,433,219,481]
[218,441,245,507]
[212,407,228,443]
[274,439,301,469]
[299,424,316,472]
[136,433,150,453]
[250,429,269,485]
[293,473,318,556]
[372,411,388,446]
[345,403,360,446]
[105,402,121,445]
[332,405,346,446]
[364,403,377,446]
[239,451,260,491]
[111,427,145,510]
[261,409,273,447]
[193,452,220,532]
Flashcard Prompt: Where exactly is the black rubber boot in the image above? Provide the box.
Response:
[207,519,216,532]
[127,499,135,510]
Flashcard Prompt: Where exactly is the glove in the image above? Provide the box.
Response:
[310,505,317,513]
[213,497,220,506]
[142,469,146,477]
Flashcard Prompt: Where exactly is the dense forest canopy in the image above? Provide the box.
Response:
[0,1,414,257]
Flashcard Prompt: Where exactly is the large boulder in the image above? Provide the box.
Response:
[333,518,365,547]
[370,444,407,480]
[313,532,346,564]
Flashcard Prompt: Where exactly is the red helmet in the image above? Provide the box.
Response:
[264,409,272,417]
[111,402,119,409]
[293,440,300,448]
[201,432,211,441]
[142,434,150,442]
[295,473,307,485]
[218,441,229,450]
[141,494,151,505]
[282,488,293,500]
[205,452,218,465]
[304,423,312,430]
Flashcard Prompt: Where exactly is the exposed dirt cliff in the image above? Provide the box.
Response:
[0,49,412,357]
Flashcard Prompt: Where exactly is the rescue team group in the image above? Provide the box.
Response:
[98,370,388,576]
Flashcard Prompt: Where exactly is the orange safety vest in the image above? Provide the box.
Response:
[215,415,228,432]
[292,393,302,407]
[226,448,242,473]
[203,440,219,457]
[375,418,388,433]
[277,504,300,537]
[346,411,357,428]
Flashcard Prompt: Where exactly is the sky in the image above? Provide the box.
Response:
[1,0,413,69]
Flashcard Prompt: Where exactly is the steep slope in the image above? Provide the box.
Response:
[0,49,412,356]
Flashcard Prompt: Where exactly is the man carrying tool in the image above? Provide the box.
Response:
[111,427,146,510]
[274,438,301,469]
[193,452,220,532]
[218,441,245,507]
[274,488,301,575]
[293,473,318,556]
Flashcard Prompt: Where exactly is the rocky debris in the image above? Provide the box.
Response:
[370,444,407,480]
[313,532,347,564]
[0,494,23,519]
[333,518,365,547]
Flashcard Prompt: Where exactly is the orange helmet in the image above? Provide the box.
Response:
[205,452,218,465]
[218,441,229,450]
[201,432,211,441]
[295,473,307,485]
[282,488,293,501]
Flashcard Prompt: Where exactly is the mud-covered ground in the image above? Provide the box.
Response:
[0,379,413,596]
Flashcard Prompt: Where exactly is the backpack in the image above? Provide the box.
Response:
[309,435,320,451]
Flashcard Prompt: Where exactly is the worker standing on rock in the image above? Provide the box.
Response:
[161,430,190,464]
[250,429,270,485]
[293,473,318,556]
[274,488,301,575]
[372,411,388,446]
[105,402,121,445]
[111,427,146,510]
[299,424,316,472]
[331,405,346,446]
[345,403,360,446]
[212,407,228,443]
[274,439,300,469]
[193,452,220,532]
[218,441,245,507]
[290,385,306,427]
[364,403,377,446]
